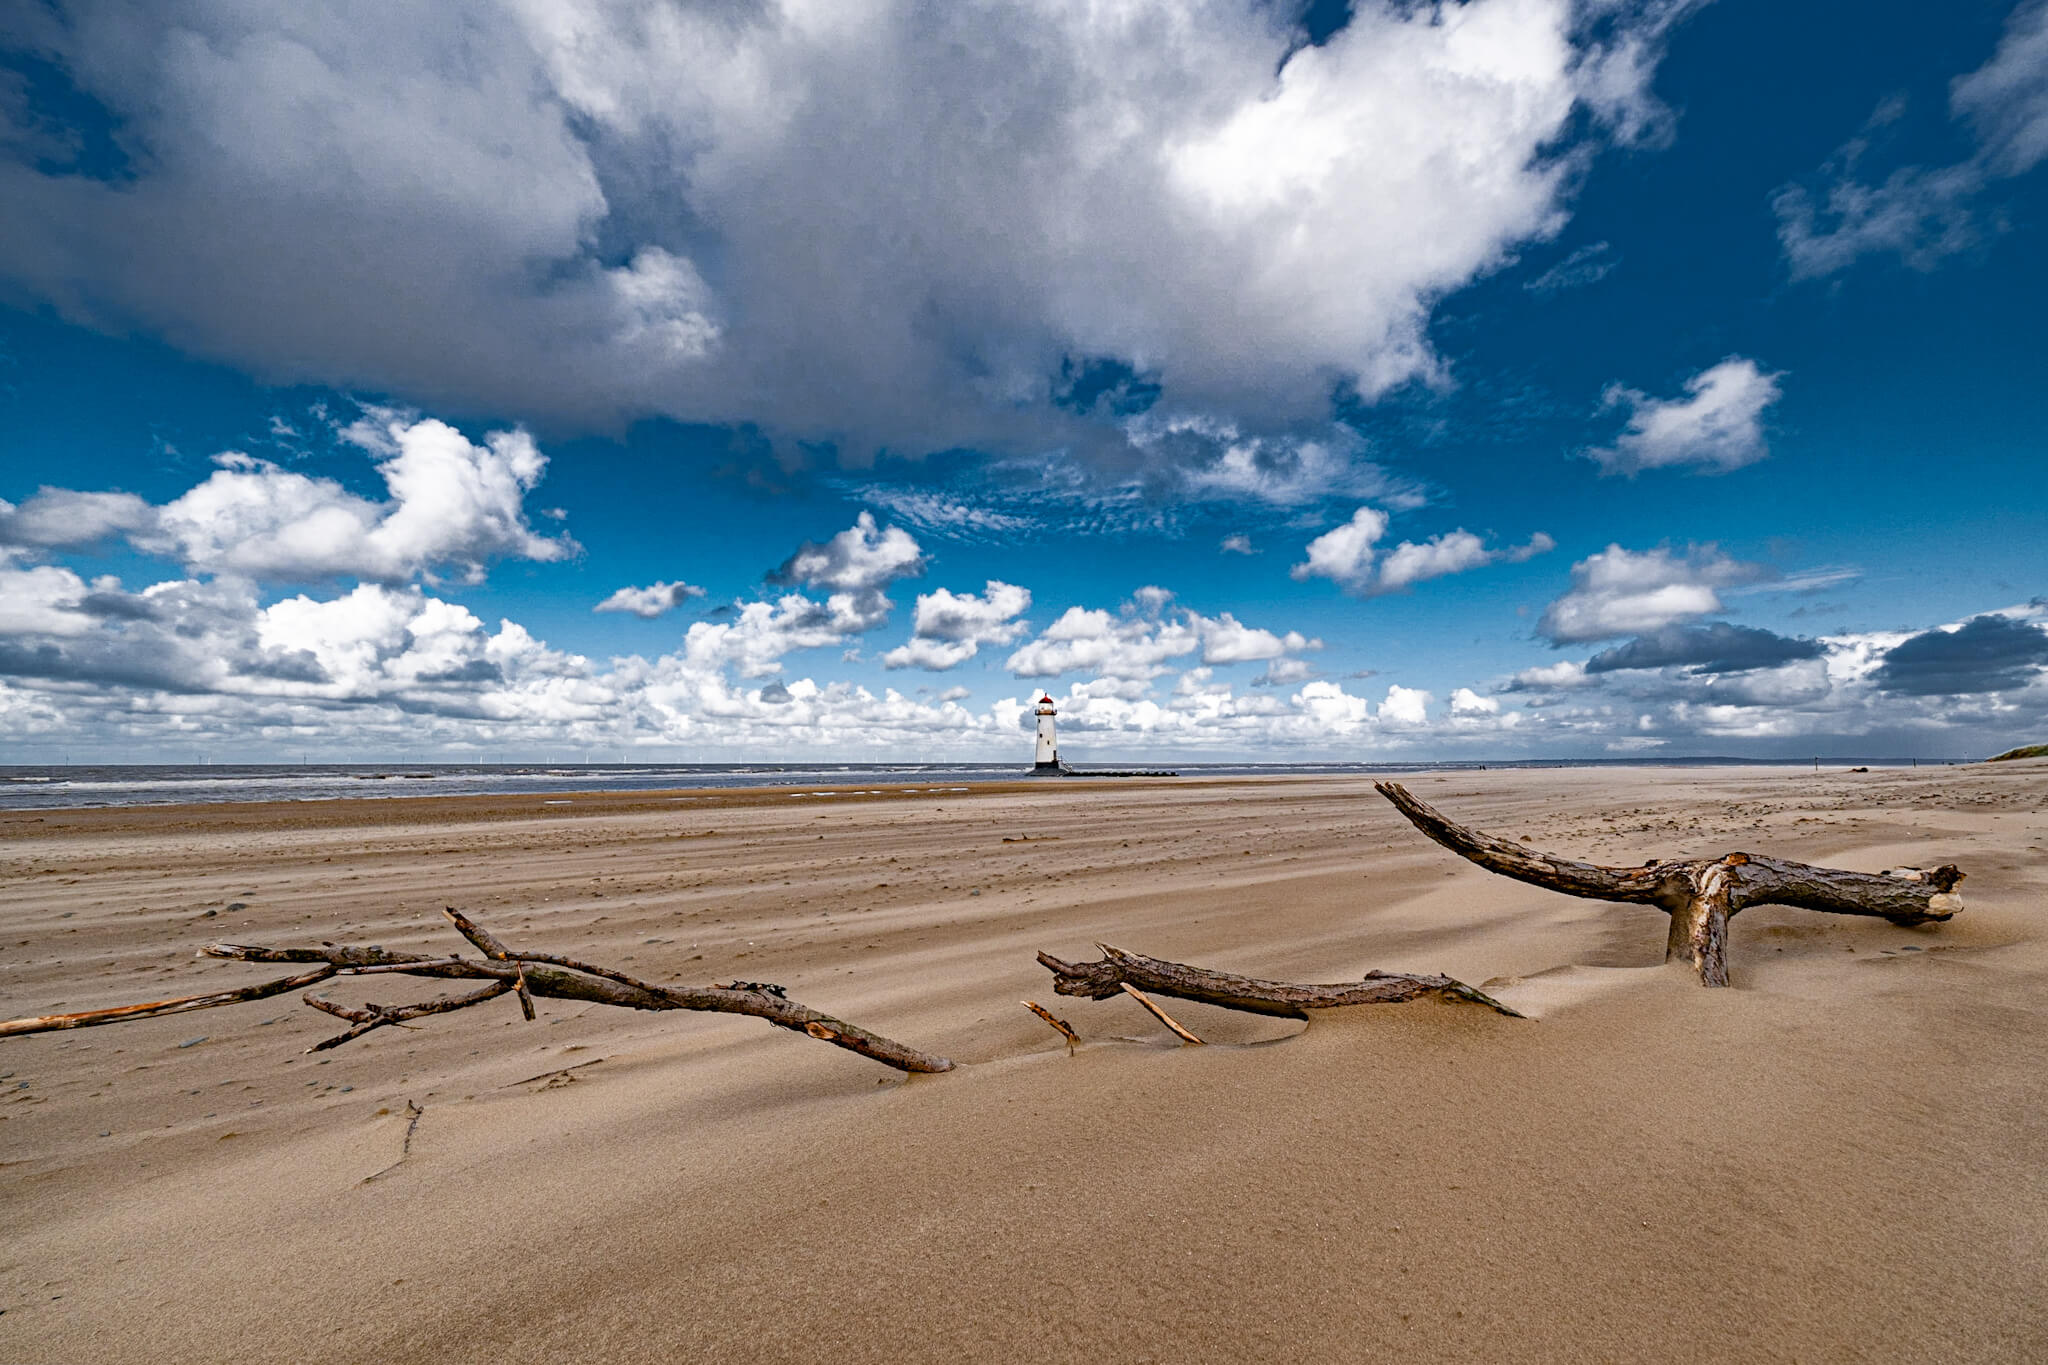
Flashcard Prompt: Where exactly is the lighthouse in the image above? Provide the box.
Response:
[1032,693,1061,773]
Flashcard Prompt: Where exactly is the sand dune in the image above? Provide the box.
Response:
[2,763,2044,1362]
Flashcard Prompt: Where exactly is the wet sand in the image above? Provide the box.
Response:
[2,763,2044,1362]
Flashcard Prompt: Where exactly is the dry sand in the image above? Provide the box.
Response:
[2,763,2045,1363]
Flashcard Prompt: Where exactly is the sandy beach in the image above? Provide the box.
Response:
[2,762,2044,1363]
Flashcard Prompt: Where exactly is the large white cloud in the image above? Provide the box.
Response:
[0,0,1692,457]
[1586,358,1783,475]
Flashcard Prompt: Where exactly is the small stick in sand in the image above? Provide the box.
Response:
[365,1100,427,1183]
[1022,1000,1081,1054]
[1118,982,1205,1045]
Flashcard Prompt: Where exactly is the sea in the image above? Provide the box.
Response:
[0,757,1924,812]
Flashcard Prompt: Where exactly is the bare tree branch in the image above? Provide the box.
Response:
[1373,781,1965,986]
[2,912,954,1074]
[1037,943,1523,1019]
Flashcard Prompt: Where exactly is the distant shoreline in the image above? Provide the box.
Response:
[0,754,1986,815]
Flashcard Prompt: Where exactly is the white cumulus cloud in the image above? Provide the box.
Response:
[594,581,706,619]
[770,513,926,596]
[882,581,1033,671]
[1294,508,1553,594]
[10,415,574,585]
[1537,544,1773,644]
[0,490,153,549]
[1587,358,1784,475]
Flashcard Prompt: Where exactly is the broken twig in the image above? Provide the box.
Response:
[1119,982,1204,1044]
[1022,999,1081,1053]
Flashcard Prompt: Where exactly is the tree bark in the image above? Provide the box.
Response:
[1036,943,1523,1019]
[0,909,954,1074]
[1374,782,1965,986]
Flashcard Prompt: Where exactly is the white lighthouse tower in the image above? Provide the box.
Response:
[1032,693,1061,774]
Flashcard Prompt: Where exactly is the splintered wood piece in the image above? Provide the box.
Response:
[1372,781,1965,987]
[1118,982,1205,1045]
[0,967,339,1037]
[1036,944,1522,1020]
[1022,1000,1081,1053]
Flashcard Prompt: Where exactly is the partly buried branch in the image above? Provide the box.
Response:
[1037,943,1523,1020]
[1374,781,1965,987]
[0,908,954,1074]
[0,967,338,1038]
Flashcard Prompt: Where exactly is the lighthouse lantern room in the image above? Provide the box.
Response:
[1032,694,1060,773]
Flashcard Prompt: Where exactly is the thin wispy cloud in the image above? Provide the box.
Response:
[1773,2,2048,279]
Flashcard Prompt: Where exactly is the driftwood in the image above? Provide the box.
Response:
[0,967,340,1037]
[1119,982,1205,1044]
[1036,943,1523,1019]
[1021,1000,1081,1053]
[1374,781,1965,987]
[0,908,954,1074]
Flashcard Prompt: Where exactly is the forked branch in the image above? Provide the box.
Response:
[0,908,954,1073]
[1373,782,1965,986]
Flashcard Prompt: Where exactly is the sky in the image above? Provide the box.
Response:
[0,0,2044,765]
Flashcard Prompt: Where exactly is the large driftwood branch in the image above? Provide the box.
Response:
[1036,943,1523,1019]
[1373,782,1965,987]
[0,908,954,1074]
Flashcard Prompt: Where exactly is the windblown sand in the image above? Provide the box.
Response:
[3,764,2045,1362]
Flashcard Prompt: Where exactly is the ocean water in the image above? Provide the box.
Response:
[0,757,1877,812]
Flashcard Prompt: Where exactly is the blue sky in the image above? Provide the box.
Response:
[1,0,2044,763]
